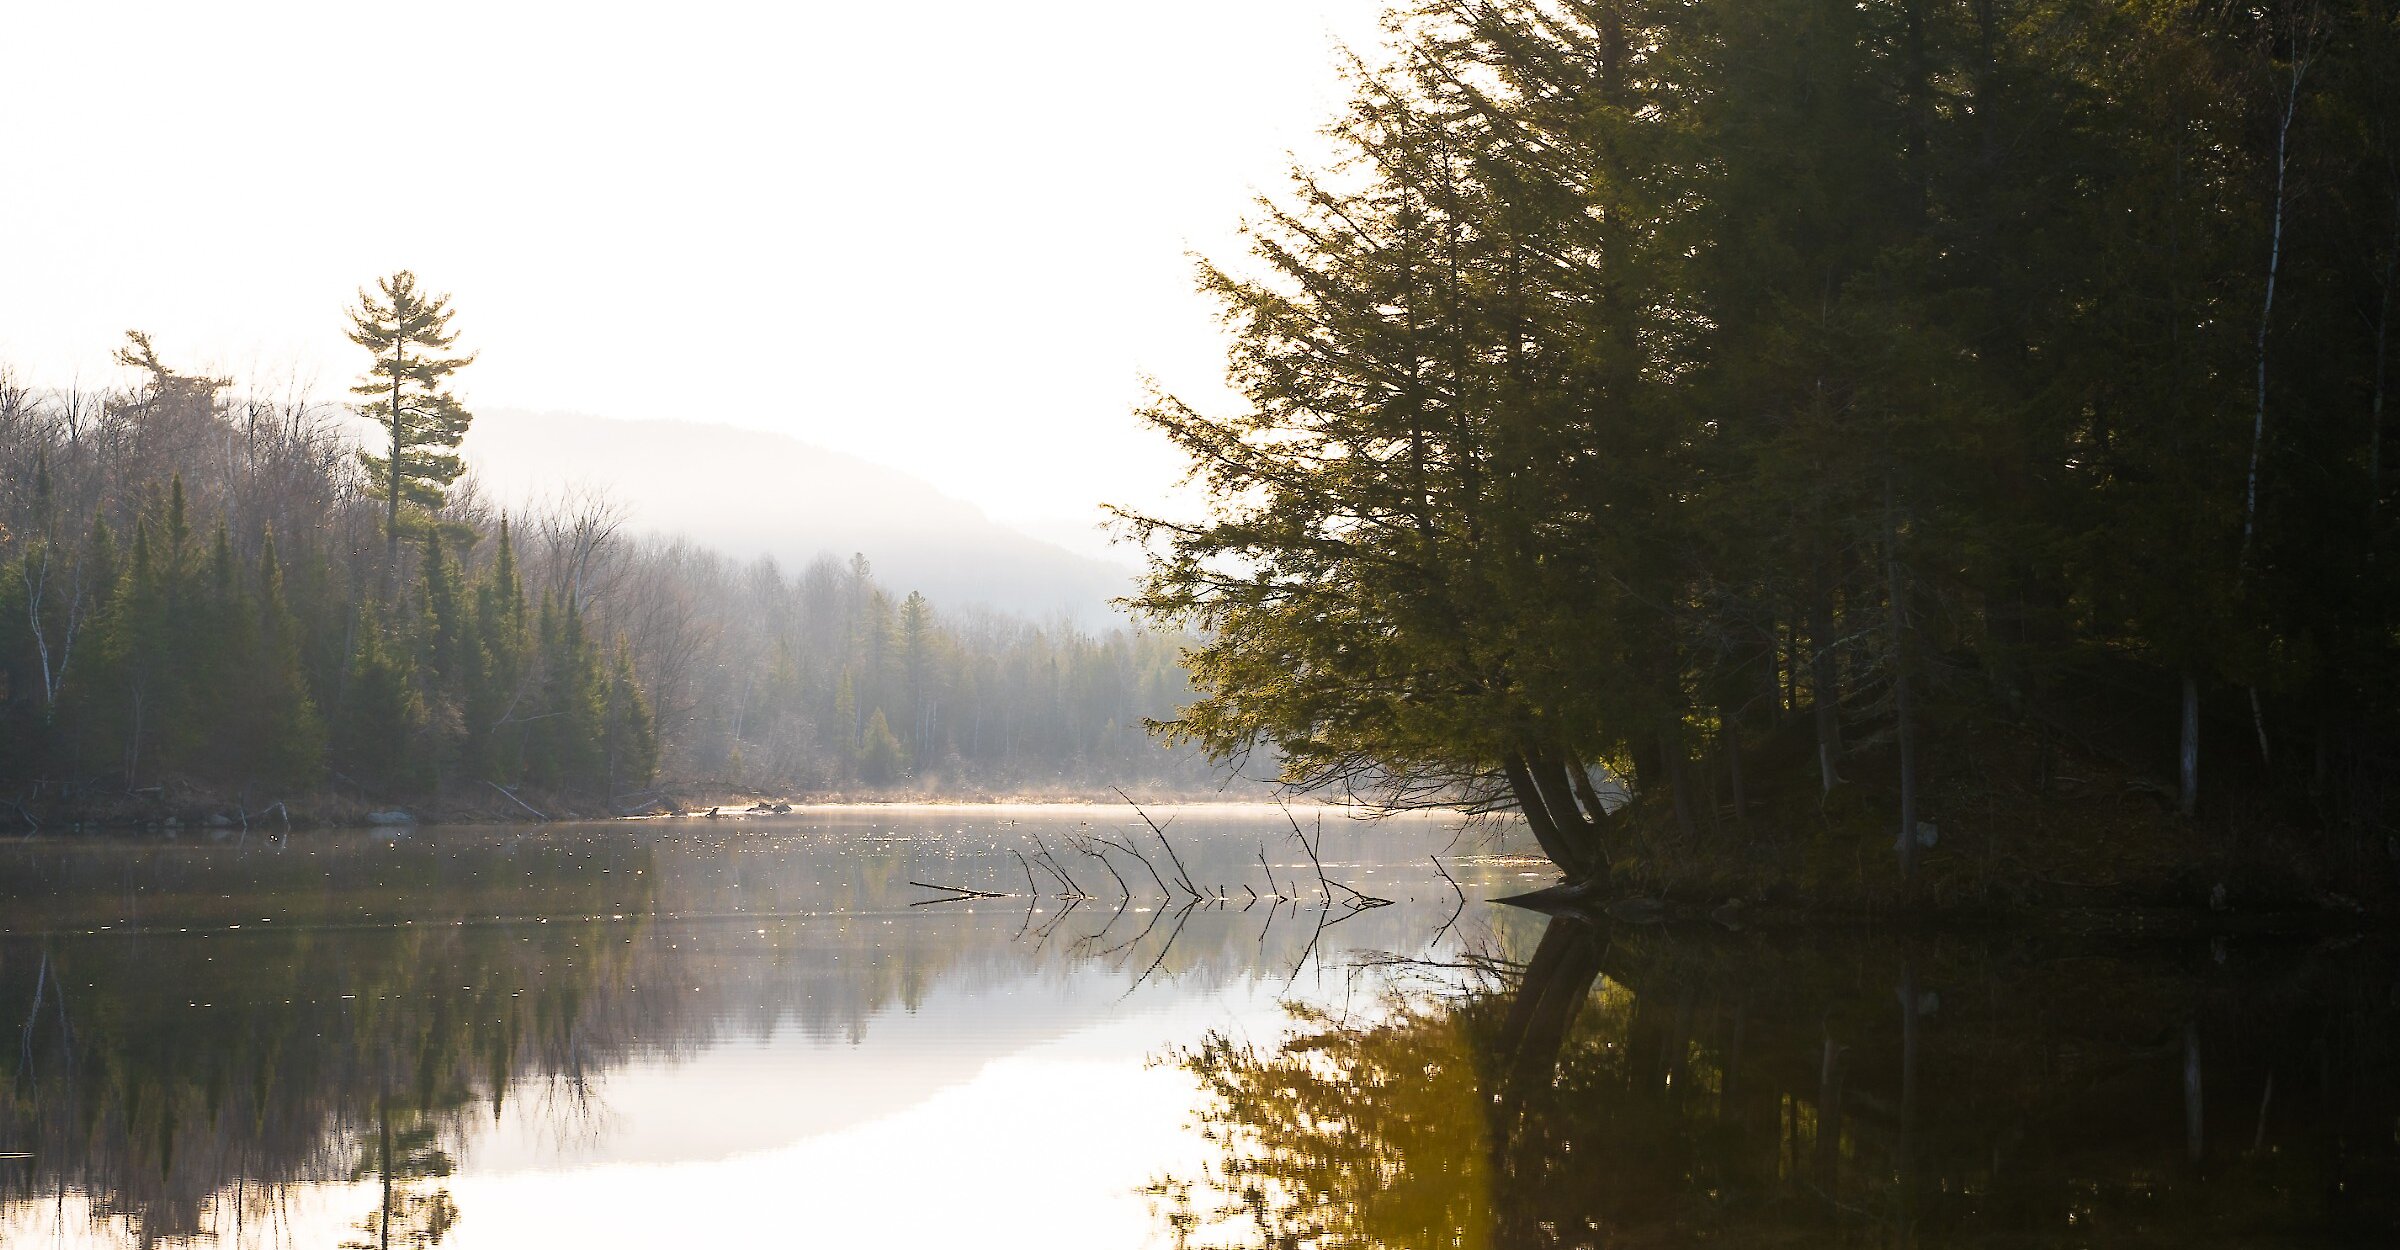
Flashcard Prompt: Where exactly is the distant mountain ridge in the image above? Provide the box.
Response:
[461,409,1135,624]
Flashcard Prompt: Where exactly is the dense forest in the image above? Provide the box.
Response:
[1126,0,2400,898]
[0,286,1213,819]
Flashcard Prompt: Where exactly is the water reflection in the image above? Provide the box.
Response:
[0,808,1482,1247]
[1161,915,2400,1248]
[4,812,2397,1247]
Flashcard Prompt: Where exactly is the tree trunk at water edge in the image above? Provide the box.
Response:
[1503,755,1601,883]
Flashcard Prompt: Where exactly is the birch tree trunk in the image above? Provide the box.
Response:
[2242,21,2313,565]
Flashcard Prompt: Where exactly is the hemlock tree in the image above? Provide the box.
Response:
[349,271,475,571]
[1121,0,1697,883]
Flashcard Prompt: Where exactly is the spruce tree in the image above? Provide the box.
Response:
[526,592,606,793]
[250,529,325,787]
[465,518,528,783]
[103,514,173,784]
[603,641,658,795]
[192,523,246,779]
[335,615,424,793]
[419,528,467,687]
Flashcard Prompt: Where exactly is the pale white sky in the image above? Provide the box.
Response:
[0,0,1390,560]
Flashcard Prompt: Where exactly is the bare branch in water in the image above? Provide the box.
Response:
[1095,834,1170,898]
[1077,836,1130,898]
[1429,855,1466,943]
[1029,832,1089,899]
[1116,788,1201,897]
[908,881,1007,905]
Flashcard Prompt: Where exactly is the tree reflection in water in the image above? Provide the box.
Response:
[1158,916,2400,1249]
[0,813,1451,1246]
[341,1095,457,1250]
[7,820,2400,1248]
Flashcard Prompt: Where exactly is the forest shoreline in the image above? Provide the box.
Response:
[9,769,2389,928]
[0,784,1349,835]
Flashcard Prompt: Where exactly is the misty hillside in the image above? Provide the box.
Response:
[463,409,1135,623]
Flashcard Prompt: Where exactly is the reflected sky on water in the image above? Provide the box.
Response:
[0,807,1523,1248]
[1,806,2395,1248]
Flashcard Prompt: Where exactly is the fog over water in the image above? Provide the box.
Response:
[0,808,1505,1248]
[5,809,2396,1248]
[8,2,2400,1245]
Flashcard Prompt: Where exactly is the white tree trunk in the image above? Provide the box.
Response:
[2243,21,2315,565]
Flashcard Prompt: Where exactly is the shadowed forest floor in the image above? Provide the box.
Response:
[1598,697,2393,923]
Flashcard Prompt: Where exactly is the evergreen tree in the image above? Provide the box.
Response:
[526,593,606,793]
[334,615,424,793]
[419,527,468,688]
[192,522,248,779]
[1123,0,2400,879]
[603,641,658,796]
[103,513,173,783]
[247,528,325,787]
[349,271,475,571]
[857,707,904,786]
[464,518,528,783]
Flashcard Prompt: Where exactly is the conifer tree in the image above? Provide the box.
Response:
[603,641,658,795]
[335,615,424,792]
[858,707,904,786]
[249,528,324,786]
[107,514,171,783]
[192,523,247,778]
[527,592,606,793]
[348,272,475,571]
[419,528,467,688]
[465,518,528,783]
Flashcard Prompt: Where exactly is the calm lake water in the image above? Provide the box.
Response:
[0,805,2393,1248]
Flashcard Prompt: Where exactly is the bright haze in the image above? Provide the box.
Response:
[0,0,1386,565]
